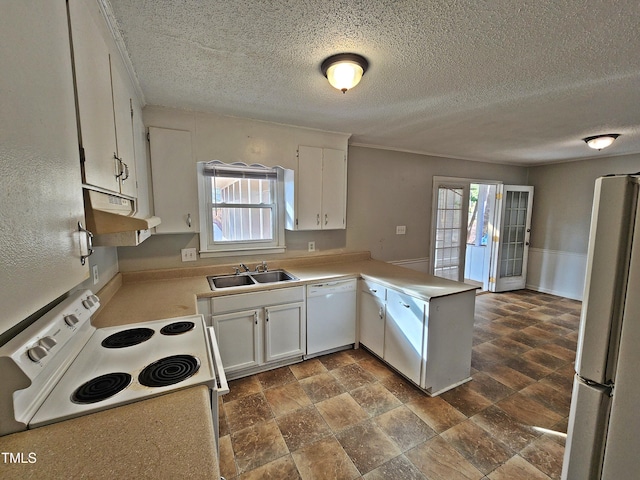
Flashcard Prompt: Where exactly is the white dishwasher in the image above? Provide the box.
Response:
[306,279,357,356]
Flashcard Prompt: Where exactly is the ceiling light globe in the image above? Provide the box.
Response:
[584,134,620,150]
[326,61,363,93]
[321,53,369,93]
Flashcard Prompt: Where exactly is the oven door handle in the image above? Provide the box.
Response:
[206,326,229,395]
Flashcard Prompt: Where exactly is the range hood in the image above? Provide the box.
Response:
[83,187,161,246]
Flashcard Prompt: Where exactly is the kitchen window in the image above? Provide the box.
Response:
[197,161,286,257]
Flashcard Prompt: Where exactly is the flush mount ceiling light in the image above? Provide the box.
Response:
[321,53,369,93]
[583,134,620,150]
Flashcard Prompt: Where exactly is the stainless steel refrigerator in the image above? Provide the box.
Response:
[562,174,640,479]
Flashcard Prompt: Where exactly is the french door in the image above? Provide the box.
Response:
[488,185,534,292]
[431,181,470,281]
[431,179,534,292]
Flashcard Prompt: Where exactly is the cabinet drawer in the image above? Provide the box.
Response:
[359,279,386,301]
[386,289,426,321]
[212,286,305,314]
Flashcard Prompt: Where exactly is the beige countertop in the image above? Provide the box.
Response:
[0,386,218,479]
[93,252,477,328]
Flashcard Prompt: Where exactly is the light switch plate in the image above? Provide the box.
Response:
[396,225,406,235]
[181,248,197,262]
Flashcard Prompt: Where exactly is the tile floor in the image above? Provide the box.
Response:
[217,289,581,479]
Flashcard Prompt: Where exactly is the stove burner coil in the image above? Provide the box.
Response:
[101,328,155,348]
[160,321,195,335]
[138,355,200,387]
[71,372,132,404]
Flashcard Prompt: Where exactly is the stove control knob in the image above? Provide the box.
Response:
[39,336,57,351]
[89,294,99,304]
[64,314,80,327]
[82,298,94,309]
[27,345,48,362]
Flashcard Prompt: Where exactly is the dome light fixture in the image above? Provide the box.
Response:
[321,53,369,93]
[583,134,620,150]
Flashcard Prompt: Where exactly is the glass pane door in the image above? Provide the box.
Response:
[433,185,469,281]
[490,185,534,292]
[499,190,529,277]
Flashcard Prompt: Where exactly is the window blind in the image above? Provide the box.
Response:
[200,161,278,179]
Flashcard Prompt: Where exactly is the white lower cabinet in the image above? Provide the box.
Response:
[210,287,305,378]
[384,289,426,385]
[213,309,261,373]
[264,303,306,362]
[357,280,476,396]
[358,280,386,358]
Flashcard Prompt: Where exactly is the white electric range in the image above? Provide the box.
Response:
[0,289,228,445]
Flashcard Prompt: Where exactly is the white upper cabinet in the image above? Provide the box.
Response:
[320,148,347,229]
[148,127,198,233]
[110,59,137,198]
[68,0,137,198]
[286,145,347,230]
[1,0,89,337]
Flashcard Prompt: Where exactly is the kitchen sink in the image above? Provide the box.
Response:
[207,270,298,289]
[207,274,256,289]
[251,270,297,283]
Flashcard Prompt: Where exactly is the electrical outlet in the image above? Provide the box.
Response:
[308,241,316,252]
[396,225,407,235]
[181,248,197,262]
[92,265,99,285]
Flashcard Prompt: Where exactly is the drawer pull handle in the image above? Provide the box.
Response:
[401,302,411,308]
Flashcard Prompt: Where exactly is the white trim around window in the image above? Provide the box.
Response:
[197,161,287,257]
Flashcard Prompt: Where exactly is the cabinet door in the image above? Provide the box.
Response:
[359,282,386,357]
[264,302,305,362]
[149,127,199,233]
[1,0,89,336]
[384,290,425,385]
[68,0,119,193]
[213,309,260,373]
[296,146,323,229]
[110,58,137,198]
[321,148,347,229]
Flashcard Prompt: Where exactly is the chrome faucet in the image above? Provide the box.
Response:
[255,261,268,273]
[239,263,250,272]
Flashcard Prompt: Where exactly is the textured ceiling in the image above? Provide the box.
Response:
[107,0,640,165]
